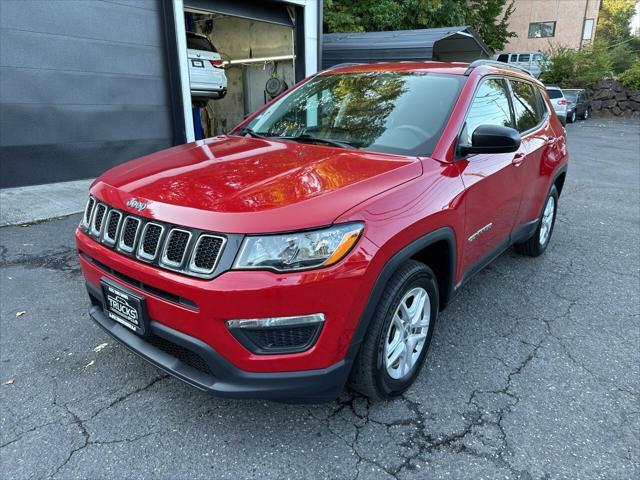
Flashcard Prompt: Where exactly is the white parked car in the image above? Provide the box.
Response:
[494,51,545,78]
[545,86,569,125]
[187,31,227,101]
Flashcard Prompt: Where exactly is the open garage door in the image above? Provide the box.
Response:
[183,0,307,137]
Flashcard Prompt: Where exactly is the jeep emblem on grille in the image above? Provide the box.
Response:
[126,198,147,212]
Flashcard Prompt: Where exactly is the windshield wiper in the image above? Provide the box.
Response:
[236,127,268,139]
[276,133,357,149]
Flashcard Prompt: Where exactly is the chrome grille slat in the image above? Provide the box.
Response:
[118,216,141,252]
[90,203,107,237]
[103,210,122,246]
[137,222,164,261]
[81,196,226,279]
[189,234,226,274]
[83,197,95,227]
[161,229,192,268]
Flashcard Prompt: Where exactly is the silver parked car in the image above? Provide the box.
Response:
[494,51,545,78]
[187,31,227,101]
[545,86,569,125]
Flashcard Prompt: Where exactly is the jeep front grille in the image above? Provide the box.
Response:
[80,196,226,279]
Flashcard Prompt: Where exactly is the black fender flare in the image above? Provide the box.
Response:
[344,226,456,364]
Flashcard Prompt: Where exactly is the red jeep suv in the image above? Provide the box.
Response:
[76,60,568,402]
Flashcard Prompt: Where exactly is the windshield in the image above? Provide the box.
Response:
[242,72,465,156]
[546,89,563,99]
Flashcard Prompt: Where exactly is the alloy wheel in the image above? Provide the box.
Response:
[384,287,431,380]
[539,195,555,246]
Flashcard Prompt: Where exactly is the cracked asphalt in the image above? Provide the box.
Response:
[1,118,639,480]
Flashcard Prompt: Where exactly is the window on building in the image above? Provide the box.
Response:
[583,18,594,40]
[528,21,556,38]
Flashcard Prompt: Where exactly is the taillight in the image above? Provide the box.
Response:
[209,59,224,68]
[557,99,568,105]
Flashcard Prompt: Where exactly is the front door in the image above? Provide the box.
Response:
[456,78,524,272]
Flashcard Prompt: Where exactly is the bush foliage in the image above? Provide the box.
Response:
[619,59,640,90]
[540,41,613,88]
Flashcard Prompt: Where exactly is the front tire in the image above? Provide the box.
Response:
[514,185,559,257]
[350,260,438,401]
[582,108,590,120]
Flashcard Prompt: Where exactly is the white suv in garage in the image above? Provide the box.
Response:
[187,31,227,101]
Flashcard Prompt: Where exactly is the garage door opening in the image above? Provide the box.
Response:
[184,10,296,137]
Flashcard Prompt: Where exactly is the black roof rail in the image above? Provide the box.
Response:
[464,59,532,76]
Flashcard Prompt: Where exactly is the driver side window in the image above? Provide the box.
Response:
[460,78,514,147]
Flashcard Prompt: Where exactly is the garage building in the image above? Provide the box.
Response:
[0,0,321,188]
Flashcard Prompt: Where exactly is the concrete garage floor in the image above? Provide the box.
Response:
[1,118,638,480]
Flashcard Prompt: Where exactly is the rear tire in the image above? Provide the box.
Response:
[349,260,438,401]
[568,111,576,123]
[514,185,559,257]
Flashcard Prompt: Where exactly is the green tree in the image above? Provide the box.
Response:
[323,0,516,51]
[466,0,516,52]
[597,0,636,44]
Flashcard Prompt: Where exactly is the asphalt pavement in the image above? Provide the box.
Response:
[1,118,639,480]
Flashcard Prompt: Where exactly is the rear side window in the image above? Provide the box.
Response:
[546,89,563,99]
[187,33,217,52]
[510,54,518,62]
[536,86,549,115]
[510,80,541,132]
[497,54,509,62]
[460,78,513,146]
[519,54,530,62]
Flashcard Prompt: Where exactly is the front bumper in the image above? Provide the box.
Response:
[77,228,378,400]
[87,284,350,402]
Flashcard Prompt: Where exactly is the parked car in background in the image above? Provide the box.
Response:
[494,51,545,78]
[77,61,568,402]
[563,89,592,121]
[546,86,569,125]
[187,31,227,101]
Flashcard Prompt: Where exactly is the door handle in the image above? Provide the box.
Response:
[512,152,525,166]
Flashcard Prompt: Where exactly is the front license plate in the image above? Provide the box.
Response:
[191,59,204,68]
[101,278,147,335]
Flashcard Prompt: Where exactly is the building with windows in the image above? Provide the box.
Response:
[502,0,601,51]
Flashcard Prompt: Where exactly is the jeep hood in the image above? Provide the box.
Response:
[92,135,422,234]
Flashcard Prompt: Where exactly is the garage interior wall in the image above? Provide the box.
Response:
[0,0,175,188]
[193,15,294,135]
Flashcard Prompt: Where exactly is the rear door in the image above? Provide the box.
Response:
[457,78,525,271]
[508,79,553,226]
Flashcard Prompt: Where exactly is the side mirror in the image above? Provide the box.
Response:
[459,124,521,156]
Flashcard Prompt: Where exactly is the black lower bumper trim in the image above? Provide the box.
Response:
[86,283,350,403]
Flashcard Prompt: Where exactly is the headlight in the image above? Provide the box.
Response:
[233,223,363,272]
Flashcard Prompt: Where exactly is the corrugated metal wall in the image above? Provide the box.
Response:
[0,0,174,188]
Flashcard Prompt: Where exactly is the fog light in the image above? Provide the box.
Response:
[226,314,324,354]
